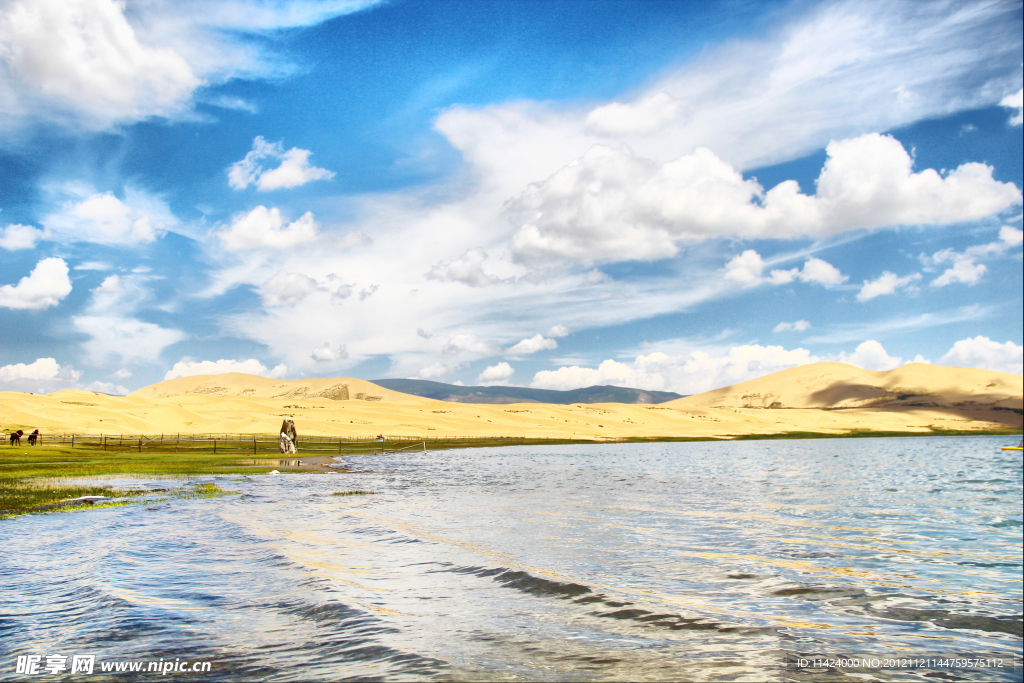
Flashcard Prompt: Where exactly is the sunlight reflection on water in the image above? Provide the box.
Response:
[1,436,1021,681]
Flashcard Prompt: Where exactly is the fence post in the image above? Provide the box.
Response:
[138,438,142,453]
[254,436,257,455]
[71,434,74,448]
[214,438,217,454]
[103,435,107,451]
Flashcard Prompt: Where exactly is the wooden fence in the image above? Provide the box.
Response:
[5,433,562,455]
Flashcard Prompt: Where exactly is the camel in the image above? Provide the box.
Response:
[279,419,298,454]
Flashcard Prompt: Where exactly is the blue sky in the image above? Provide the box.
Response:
[1,0,1022,395]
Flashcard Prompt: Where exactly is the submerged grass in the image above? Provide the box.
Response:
[0,479,237,519]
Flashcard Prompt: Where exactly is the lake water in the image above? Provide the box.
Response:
[2,436,1021,681]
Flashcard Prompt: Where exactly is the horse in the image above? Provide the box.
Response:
[279,419,298,454]
[9,430,23,445]
[27,429,39,445]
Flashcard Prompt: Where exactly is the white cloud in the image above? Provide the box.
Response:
[531,339,911,394]
[416,362,459,381]
[0,357,81,393]
[506,333,557,356]
[585,92,686,136]
[227,136,335,191]
[218,206,320,251]
[83,380,129,395]
[41,188,177,245]
[0,257,72,310]
[0,224,43,250]
[508,135,1021,265]
[71,273,185,365]
[0,0,381,133]
[0,0,197,130]
[924,226,1023,287]
[442,333,499,357]
[532,344,820,394]
[857,271,921,301]
[940,336,1023,375]
[310,342,348,362]
[164,358,288,381]
[774,320,811,332]
[836,340,902,370]
[725,250,847,289]
[477,361,515,386]
[427,248,503,287]
[724,250,766,287]
[1001,88,1023,126]
[74,315,185,365]
[546,324,570,338]
[260,271,323,307]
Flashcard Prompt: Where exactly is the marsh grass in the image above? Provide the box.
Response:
[0,444,319,480]
[0,479,237,519]
[331,490,377,496]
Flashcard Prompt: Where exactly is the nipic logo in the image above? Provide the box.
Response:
[15,655,94,675]
[14,654,211,675]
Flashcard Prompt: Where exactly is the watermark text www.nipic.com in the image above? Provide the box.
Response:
[15,655,213,676]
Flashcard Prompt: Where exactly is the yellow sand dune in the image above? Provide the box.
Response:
[670,362,1022,410]
[1,363,1020,439]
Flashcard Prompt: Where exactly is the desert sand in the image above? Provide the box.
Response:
[1,363,1020,439]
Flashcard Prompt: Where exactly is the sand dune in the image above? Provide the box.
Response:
[671,362,1022,410]
[1,363,1020,439]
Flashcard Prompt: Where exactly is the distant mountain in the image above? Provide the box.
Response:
[369,379,684,404]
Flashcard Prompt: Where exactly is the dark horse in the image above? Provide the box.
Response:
[9,429,24,445]
[27,429,39,445]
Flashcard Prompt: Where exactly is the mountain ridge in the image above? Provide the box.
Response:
[368,379,684,404]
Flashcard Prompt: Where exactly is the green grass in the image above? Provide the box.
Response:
[0,444,321,480]
[0,479,236,519]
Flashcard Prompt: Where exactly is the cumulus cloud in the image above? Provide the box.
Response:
[0,0,381,132]
[940,336,1022,375]
[546,324,570,338]
[923,226,1023,287]
[260,271,323,307]
[585,92,687,136]
[1001,88,1023,126]
[71,274,184,365]
[0,224,44,250]
[228,136,335,191]
[427,248,504,287]
[0,357,82,393]
[416,362,459,380]
[506,334,557,356]
[0,257,72,310]
[164,358,287,380]
[83,380,130,395]
[507,134,1021,265]
[774,320,811,332]
[41,189,177,244]
[218,206,320,251]
[531,339,910,394]
[857,271,921,301]
[442,333,499,357]
[836,340,902,370]
[725,250,847,289]
[477,361,515,386]
[310,342,348,362]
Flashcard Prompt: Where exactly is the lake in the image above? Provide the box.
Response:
[2,436,1021,681]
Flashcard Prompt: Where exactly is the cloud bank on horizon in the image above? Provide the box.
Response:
[1,0,1022,396]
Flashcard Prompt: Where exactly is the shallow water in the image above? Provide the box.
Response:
[2,436,1021,681]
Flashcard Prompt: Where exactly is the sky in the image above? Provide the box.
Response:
[0,0,1022,396]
